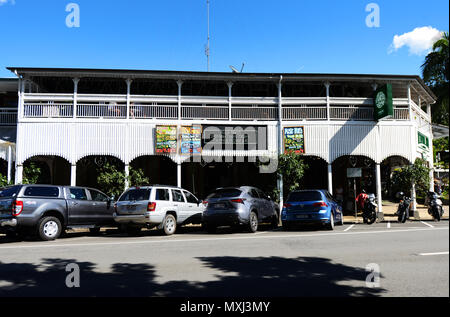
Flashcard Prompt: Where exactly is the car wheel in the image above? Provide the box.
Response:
[163,214,177,235]
[326,213,335,230]
[271,211,280,229]
[282,222,291,231]
[247,211,258,233]
[38,216,62,241]
[89,227,101,235]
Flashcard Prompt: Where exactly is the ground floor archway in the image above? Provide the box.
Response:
[301,156,328,190]
[130,155,177,187]
[381,155,411,199]
[23,156,70,185]
[76,155,124,189]
[332,155,376,214]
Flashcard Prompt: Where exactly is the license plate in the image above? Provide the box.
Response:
[296,215,309,219]
[214,203,226,209]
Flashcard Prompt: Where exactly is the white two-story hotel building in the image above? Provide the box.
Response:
[3,67,437,217]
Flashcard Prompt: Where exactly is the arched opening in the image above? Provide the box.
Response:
[130,155,177,187]
[381,156,411,200]
[76,155,124,189]
[23,156,71,185]
[0,158,8,178]
[332,155,376,214]
[301,156,328,190]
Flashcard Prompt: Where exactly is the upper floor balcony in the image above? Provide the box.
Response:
[18,93,423,123]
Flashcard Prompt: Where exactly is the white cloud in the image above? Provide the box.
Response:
[389,26,444,56]
[0,0,15,5]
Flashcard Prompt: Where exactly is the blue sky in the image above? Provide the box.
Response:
[0,0,448,78]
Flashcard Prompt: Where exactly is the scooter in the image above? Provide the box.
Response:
[362,193,377,225]
[396,192,412,223]
[426,191,444,222]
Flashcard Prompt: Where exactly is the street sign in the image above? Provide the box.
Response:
[347,168,362,178]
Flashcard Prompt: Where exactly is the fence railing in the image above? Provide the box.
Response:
[0,108,18,125]
[18,95,415,122]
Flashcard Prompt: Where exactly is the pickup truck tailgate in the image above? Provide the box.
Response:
[0,199,13,217]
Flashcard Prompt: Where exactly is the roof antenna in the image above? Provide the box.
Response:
[229,62,245,73]
[205,0,210,72]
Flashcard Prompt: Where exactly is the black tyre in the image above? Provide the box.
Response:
[125,226,142,236]
[282,221,292,231]
[163,214,177,235]
[37,216,62,241]
[398,209,407,223]
[89,227,101,235]
[433,207,441,222]
[247,211,258,233]
[270,212,280,229]
[326,213,335,230]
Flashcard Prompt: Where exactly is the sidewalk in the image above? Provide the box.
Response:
[343,201,449,224]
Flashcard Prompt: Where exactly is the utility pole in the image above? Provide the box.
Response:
[206,0,210,72]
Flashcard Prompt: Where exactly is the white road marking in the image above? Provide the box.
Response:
[418,251,449,256]
[421,221,435,228]
[343,225,355,232]
[387,222,391,228]
[0,226,448,251]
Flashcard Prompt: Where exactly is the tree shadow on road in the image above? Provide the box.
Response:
[0,256,385,297]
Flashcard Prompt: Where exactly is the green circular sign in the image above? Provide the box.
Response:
[375,91,386,109]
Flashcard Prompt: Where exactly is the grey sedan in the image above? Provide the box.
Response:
[202,186,280,233]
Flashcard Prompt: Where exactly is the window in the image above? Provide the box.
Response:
[119,189,151,202]
[24,186,59,198]
[171,190,185,202]
[184,191,199,204]
[69,188,88,200]
[248,189,260,199]
[286,191,322,202]
[0,186,21,198]
[155,188,170,201]
[256,189,268,200]
[207,188,242,199]
[88,189,109,202]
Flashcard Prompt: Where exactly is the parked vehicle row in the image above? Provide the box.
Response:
[0,184,385,242]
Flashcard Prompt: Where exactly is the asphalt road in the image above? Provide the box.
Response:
[0,220,448,297]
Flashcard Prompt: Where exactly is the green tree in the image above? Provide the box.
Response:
[0,173,9,187]
[273,151,309,201]
[390,158,431,198]
[421,32,449,126]
[23,162,41,184]
[97,163,149,198]
[433,137,449,169]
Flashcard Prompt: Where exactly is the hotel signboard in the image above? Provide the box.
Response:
[155,125,178,154]
[180,125,202,154]
[374,84,393,121]
[283,126,305,154]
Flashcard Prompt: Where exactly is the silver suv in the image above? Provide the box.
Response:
[113,185,204,235]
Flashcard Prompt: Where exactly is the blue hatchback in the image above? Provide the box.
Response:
[281,190,344,230]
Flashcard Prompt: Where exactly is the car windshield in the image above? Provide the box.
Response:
[119,189,151,201]
[207,188,242,199]
[287,191,322,202]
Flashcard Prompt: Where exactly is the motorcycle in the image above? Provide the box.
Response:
[362,193,377,224]
[426,191,444,222]
[396,192,412,223]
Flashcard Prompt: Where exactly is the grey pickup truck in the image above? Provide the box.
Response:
[0,184,115,241]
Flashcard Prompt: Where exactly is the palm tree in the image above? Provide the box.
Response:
[421,32,449,126]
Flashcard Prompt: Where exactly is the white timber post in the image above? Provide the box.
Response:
[124,164,130,189]
[126,78,132,120]
[325,82,331,121]
[327,164,333,195]
[227,81,233,121]
[277,76,284,209]
[407,83,418,218]
[375,163,383,219]
[71,164,77,186]
[177,80,183,121]
[177,158,182,188]
[7,146,12,184]
[73,78,79,119]
[15,78,25,184]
